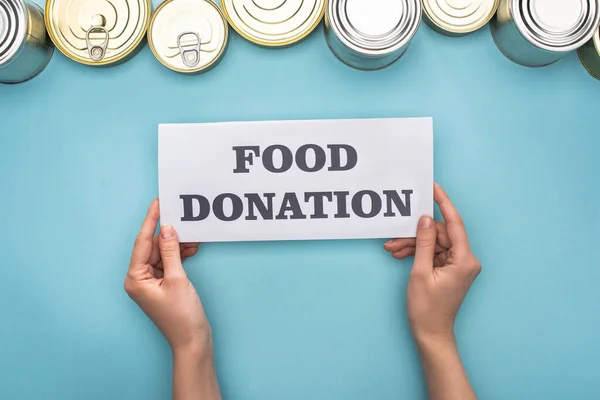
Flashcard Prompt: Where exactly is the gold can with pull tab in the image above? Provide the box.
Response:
[222,0,325,47]
[44,0,151,66]
[148,0,228,74]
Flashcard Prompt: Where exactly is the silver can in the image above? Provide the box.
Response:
[325,0,422,70]
[0,0,53,84]
[490,0,600,67]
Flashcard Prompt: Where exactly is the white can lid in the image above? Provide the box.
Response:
[514,0,600,51]
[0,0,26,66]
[327,0,422,56]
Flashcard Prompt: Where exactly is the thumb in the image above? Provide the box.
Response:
[413,216,437,274]
[159,224,186,280]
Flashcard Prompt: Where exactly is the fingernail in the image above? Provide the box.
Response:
[384,240,394,247]
[420,216,433,229]
[160,224,174,239]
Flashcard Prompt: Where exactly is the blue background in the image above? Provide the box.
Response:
[1,1,600,398]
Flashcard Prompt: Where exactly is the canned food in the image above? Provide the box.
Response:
[578,27,600,80]
[222,0,325,47]
[0,0,54,84]
[45,0,151,66]
[423,0,499,36]
[490,0,600,67]
[148,0,228,74]
[325,0,422,70]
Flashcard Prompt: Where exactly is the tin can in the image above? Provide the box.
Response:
[148,0,228,74]
[325,0,422,71]
[578,27,600,80]
[490,0,600,67]
[0,0,54,84]
[45,0,151,66]
[423,0,499,36]
[222,0,325,47]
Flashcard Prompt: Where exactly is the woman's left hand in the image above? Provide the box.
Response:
[124,199,211,355]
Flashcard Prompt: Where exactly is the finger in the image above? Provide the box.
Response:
[384,223,450,253]
[152,255,196,274]
[434,250,451,269]
[181,247,199,261]
[129,199,160,269]
[154,261,163,272]
[434,183,470,251]
[149,236,161,266]
[392,247,415,260]
[413,216,437,274]
[435,221,451,250]
[152,266,164,279]
[388,245,446,257]
[384,238,415,253]
[180,242,200,249]
[158,224,187,281]
[151,240,199,268]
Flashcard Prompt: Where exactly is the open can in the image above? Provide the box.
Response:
[0,0,54,84]
[45,0,151,66]
[490,0,600,67]
[578,28,600,80]
[325,0,422,70]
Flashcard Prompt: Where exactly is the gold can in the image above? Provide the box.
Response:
[222,0,325,47]
[578,28,600,80]
[45,0,151,66]
[423,0,499,36]
[148,0,228,74]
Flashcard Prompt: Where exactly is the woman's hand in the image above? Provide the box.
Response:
[384,183,481,342]
[124,198,210,354]
[384,183,480,400]
[125,199,221,400]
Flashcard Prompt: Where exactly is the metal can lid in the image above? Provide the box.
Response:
[148,0,228,73]
[222,0,325,47]
[327,0,422,56]
[514,0,600,51]
[45,0,151,65]
[0,0,26,65]
[423,0,499,34]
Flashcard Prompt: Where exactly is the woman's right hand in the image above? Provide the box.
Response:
[384,183,482,343]
[385,183,481,400]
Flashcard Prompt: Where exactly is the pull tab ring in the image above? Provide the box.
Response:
[177,32,201,67]
[86,26,109,61]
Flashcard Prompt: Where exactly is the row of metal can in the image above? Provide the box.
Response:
[1,0,600,83]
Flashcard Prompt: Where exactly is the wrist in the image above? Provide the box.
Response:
[412,330,457,352]
[172,333,214,362]
[172,335,221,400]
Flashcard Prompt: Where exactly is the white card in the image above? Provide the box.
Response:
[158,118,433,243]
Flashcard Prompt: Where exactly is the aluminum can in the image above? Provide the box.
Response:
[325,0,422,71]
[490,0,600,67]
[423,0,499,36]
[222,0,325,47]
[578,27,600,80]
[45,0,151,66]
[148,0,228,74]
[0,0,54,84]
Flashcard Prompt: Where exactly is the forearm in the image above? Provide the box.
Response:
[415,335,477,400]
[173,347,221,400]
